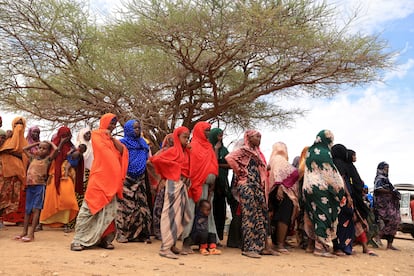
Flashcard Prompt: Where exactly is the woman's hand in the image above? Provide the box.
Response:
[276,185,284,201]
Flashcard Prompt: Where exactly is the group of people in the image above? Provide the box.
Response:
[0,114,402,260]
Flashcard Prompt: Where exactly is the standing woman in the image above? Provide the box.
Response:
[373,161,401,250]
[268,142,299,253]
[147,126,191,259]
[3,125,40,225]
[182,122,219,252]
[0,117,27,221]
[302,130,345,258]
[225,130,269,258]
[40,127,79,231]
[116,119,152,243]
[208,128,230,242]
[70,113,128,251]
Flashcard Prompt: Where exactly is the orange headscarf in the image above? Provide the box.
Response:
[0,117,28,182]
[84,113,129,215]
[188,122,218,202]
[150,127,190,181]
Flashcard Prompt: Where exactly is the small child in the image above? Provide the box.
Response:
[14,140,63,242]
[187,199,221,255]
[63,143,87,179]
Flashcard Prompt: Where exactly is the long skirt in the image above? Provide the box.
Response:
[374,193,401,237]
[0,174,21,217]
[152,186,165,240]
[72,197,117,247]
[333,204,355,254]
[238,181,267,253]
[160,179,190,251]
[40,162,79,226]
[116,174,152,241]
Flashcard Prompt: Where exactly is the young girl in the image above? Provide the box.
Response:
[15,140,65,242]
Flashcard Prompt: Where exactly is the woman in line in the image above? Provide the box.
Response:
[40,127,79,232]
[0,117,28,224]
[373,161,401,250]
[116,119,152,243]
[268,142,299,254]
[71,113,128,251]
[302,130,345,258]
[147,126,191,259]
[208,128,230,242]
[225,130,271,258]
[151,133,174,240]
[3,125,40,225]
[182,122,218,253]
[331,144,355,256]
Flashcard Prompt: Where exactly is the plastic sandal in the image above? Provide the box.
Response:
[70,243,84,251]
[313,250,336,258]
[208,248,221,255]
[365,250,378,256]
[200,248,210,256]
[21,236,33,242]
[159,250,179,259]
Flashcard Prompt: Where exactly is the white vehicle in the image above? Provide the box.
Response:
[394,183,414,238]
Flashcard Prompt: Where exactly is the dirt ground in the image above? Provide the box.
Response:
[0,225,413,276]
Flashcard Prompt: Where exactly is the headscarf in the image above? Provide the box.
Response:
[0,117,28,182]
[225,130,267,191]
[331,144,350,179]
[120,119,149,178]
[305,129,336,172]
[188,122,218,202]
[161,133,174,149]
[268,142,299,191]
[298,146,309,180]
[76,127,93,170]
[0,129,6,136]
[52,126,74,194]
[374,161,393,191]
[26,125,40,144]
[84,113,129,215]
[208,128,229,161]
[150,126,190,181]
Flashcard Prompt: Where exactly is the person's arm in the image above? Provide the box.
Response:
[49,140,61,160]
[22,142,40,158]
[111,137,124,155]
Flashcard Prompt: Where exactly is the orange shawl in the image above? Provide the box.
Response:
[0,117,28,182]
[84,113,128,215]
[188,122,218,202]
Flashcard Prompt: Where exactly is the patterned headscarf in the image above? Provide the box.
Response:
[120,119,149,178]
[305,129,335,172]
[268,142,298,190]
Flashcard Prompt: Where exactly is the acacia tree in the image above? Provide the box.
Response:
[0,0,393,148]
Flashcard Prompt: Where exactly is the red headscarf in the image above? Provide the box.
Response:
[188,122,218,202]
[84,113,129,214]
[52,126,73,194]
[150,127,190,181]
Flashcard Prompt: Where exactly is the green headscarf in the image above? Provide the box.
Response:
[0,129,6,136]
[305,129,336,172]
[208,128,229,160]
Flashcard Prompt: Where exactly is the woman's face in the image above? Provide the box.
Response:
[31,129,40,141]
[83,131,91,141]
[179,132,190,147]
[249,133,261,147]
[217,132,223,142]
[107,118,117,132]
[133,121,142,137]
[203,127,211,139]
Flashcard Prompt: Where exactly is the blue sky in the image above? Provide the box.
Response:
[1,0,413,186]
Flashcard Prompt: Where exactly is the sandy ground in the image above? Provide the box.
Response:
[0,225,413,276]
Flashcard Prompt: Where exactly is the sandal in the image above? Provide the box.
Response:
[13,235,23,240]
[98,240,115,250]
[159,250,179,259]
[242,251,261,259]
[21,236,33,242]
[209,248,221,255]
[313,250,336,258]
[364,250,378,256]
[261,249,280,256]
[276,248,290,254]
[70,243,84,251]
[200,248,210,256]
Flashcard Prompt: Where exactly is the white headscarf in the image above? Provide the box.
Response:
[76,127,94,170]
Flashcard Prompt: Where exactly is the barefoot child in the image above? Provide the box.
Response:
[184,199,221,255]
[15,140,64,242]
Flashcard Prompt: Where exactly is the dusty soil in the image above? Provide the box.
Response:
[0,225,413,276]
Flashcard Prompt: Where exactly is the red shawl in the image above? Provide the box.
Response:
[84,113,129,215]
[150,127,190,181]
[52,126,73,194]
[188,122,218,202]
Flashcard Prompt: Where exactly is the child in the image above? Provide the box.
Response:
[63,143,87,179]
[186,199,221,255]
[14,140,64,242]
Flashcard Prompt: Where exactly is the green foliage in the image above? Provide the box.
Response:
[0,0,394,148]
